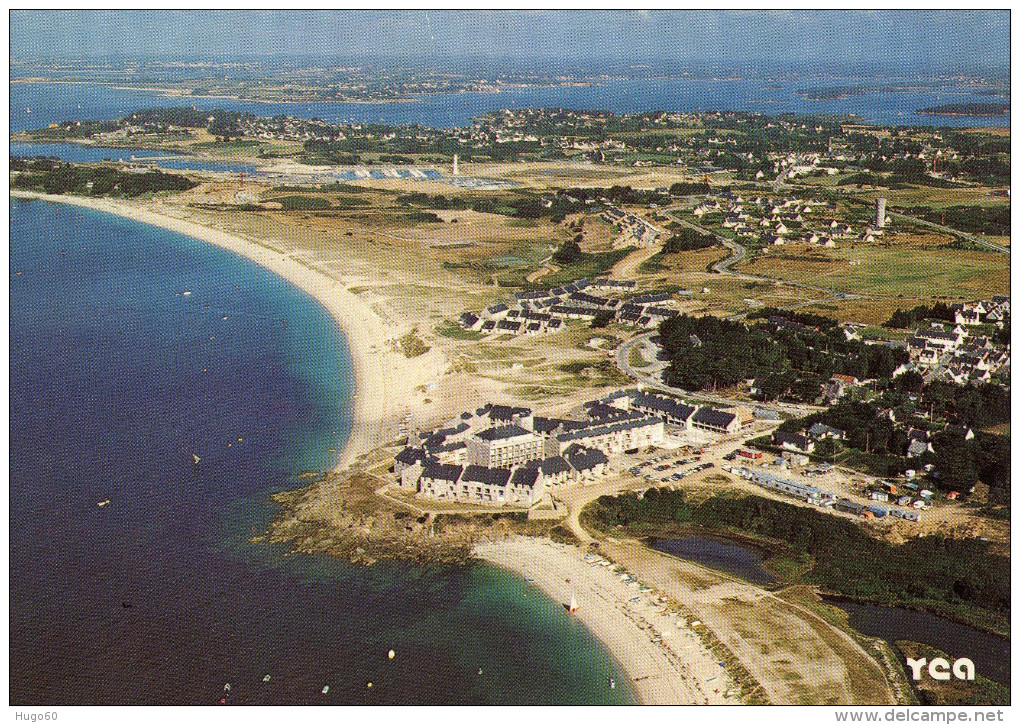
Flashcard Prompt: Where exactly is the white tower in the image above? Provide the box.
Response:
[452,154,459,176]
[875,197,887,229]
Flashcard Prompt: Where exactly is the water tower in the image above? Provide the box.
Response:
[875,197,887,229]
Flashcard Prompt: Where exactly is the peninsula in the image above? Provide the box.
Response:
[11,103,1010,705]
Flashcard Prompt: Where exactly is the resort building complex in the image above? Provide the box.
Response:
[392,390,743,507]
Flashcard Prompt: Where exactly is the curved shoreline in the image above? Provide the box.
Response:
[473,537,737,705]
[11,190,398,474]
[11,190,724,706]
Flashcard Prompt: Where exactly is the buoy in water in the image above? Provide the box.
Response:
[263,674,271,683]
[388,649,395,660]
[366,682,373,689]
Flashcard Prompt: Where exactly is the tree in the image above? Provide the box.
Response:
[814,438,838,460]
[895,370,925,393]
[758,371,793,402]
[552,240,582,265]
[663,228,715,253]
[590,310,615,329]
[931,432,979,492]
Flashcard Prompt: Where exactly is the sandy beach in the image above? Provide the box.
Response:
[11,190,446,475]
[12,191,752,706]
[473,536,738,705]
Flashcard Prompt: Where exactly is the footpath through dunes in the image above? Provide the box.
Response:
[608,244,662,280]
[598,538,900,706]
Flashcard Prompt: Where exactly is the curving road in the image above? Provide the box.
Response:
[662,211,877,310]
[615,332,823,417]
[886,210,1010,255]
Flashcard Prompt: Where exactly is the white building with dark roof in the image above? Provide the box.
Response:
[522,456,574,485]
[630,391,697,430]
[418,461,464,499]
[547,414,664,456]
[507,467,548,506]
[773,431,814,454]
[691,407,741,435]
[459,465,514,505]
[466,424,545,468]
[564,446,610,479]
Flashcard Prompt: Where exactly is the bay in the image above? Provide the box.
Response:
[9,198,633,705]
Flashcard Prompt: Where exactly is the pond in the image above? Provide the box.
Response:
[828,600,1010,688]
[649,535,776,586]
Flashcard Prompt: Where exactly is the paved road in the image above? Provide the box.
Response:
[661,209,934,307]
[615,332,823,417]
[662,213,745,272]
[887,211,1010,255]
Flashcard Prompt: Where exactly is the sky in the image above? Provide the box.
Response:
[9,10,1011,72]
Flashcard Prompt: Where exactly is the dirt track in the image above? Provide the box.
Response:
[599,538,899,705]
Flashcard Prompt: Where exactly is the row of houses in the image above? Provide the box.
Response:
[907,315,1010,383]
[401,445,611,507]
[952,297,1010,327]
[588,390,748,434]
[601,206,662,247]
[458,276,683,336]
[608,390,744,434]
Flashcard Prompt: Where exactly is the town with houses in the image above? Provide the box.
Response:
[39,106,1000,187]
[694,189,889,248]
[10,13,1013,711]
[906,297,1011,384]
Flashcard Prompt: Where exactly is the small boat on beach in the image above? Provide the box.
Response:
[565,593,579,614]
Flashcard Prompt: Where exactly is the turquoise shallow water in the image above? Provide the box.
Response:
[9,198,634,705]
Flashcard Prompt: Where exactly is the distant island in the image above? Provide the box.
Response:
[915,102,1010,117]
[796,85,869,101]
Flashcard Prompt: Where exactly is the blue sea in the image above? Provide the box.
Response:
[9,198,633,705]
[8,141,260,175]
[9,75,1009,136]
[8,65,1009,707]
